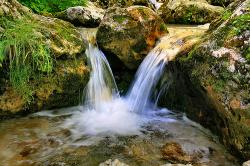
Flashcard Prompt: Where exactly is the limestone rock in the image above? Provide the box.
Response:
[160,0,250,160]
[158,0,225,24]
[96,6,168,69]
[56,2,104,27]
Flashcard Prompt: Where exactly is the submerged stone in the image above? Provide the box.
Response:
[161,142,198,164]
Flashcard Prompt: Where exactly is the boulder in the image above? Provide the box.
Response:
[96,6,168,69]
[0,0,30,18]
[158,0,225,24]
[56,2,104,27]
[0,0,90,116]
[159,0,250,160]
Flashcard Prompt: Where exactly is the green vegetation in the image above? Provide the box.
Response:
[230,14,250,35]
[113,15,128,23]
[221,9,232,21]
[19,0,86,14]
[0,16,53,104]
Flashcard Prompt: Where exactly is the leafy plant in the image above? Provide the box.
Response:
[19,0,87,14]
[0,16,53,104]
[230,14,250,35]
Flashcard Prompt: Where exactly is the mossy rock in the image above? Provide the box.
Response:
[96,6,168,69]
[159,0,250,160]
[0,0,90,115]
[158,0,225,24]
[0,56,90,114]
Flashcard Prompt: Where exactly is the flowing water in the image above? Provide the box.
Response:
[0,25,239,166]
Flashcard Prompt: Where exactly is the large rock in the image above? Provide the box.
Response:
[0,0,30,18]
[56,2,104,27]
[96,6,168,69]
[159,0,250,160]
[0,0,90,116]
[158,0,225,24]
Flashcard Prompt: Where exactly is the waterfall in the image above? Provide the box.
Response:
[65,25,206,136]
[126,48,168,113]
[84,43,119,110]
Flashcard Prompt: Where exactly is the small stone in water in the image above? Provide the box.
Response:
[99,159,129,166]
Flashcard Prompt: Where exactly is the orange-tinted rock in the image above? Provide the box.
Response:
[96,6,168,69]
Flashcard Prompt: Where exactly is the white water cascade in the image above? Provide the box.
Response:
[64,43,142,137]
[64,25,207,137]
[126,48,167,113]
[84,43,119,109]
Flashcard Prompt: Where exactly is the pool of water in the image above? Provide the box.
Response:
[0,106,239,166]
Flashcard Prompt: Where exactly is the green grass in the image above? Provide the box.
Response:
[0,16,53,104]
[18,0,87,14]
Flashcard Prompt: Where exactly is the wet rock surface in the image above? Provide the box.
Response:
[161,142,199,164]
[97,6,168,69]
[160,0,250,160]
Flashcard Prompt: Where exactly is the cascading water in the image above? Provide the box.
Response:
[64,43,142,137]
[65,25,207,137]
[126,48,167,113]
[84,43,119,109]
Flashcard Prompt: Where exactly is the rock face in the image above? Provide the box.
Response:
[56,2,104,27]
[96,6,168,69]
[158,0,225,24]
[160,0,250,160]
[0,0,90,116]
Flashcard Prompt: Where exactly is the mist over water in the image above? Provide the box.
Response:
[64,43,150,137]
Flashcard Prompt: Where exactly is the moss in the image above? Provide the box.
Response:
[221,9,232,21]
[0,15,54,104]
[113,15,128,23]
[159,23,168,32]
